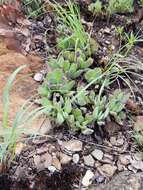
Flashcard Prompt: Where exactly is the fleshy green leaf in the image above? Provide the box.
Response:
[73,108,84,123]
[61,81,75,92]
[64,98,72,114]
[47,69,63,84]
[38,86,50,97]
[57,112,65,124]
[85,68,102,83]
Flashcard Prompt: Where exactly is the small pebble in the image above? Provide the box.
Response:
[83,155,95,167]
[48,166,57,173]
[95,175,105,183]
[99,164,117,177]
[91,149,104,161]
[73,154,80,164]
[82,170,94,187]
[62,140,83,152]
[34,73,44,82]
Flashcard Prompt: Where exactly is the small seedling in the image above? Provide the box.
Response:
[107,0,134,14]
[88,0,102,15]
[124,32,143,55]
[51,0,88,49]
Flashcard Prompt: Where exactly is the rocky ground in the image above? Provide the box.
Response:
[1,0,143,190]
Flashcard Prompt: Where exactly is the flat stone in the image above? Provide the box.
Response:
[62,140,83,152]
[82,170,94,187]
[99,164,117,177]
[41,152,52,168]
[60,153,72,165]
[91,149,104,161]
[83,155,95,167]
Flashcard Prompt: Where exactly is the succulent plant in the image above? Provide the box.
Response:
[39,48,129,134]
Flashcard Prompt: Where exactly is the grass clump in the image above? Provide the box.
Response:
[107,0,134,14]
[51,0,99,53]
[0,65,48,163]
[22,0,43,18]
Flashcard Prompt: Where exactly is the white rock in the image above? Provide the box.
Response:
[91,149,103,161]
[63,140,83,152]
[34,72,44,82]
[82,170,94,187]
[48,166,57,172]
[73,154,80,164]
[83,155,95,167]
